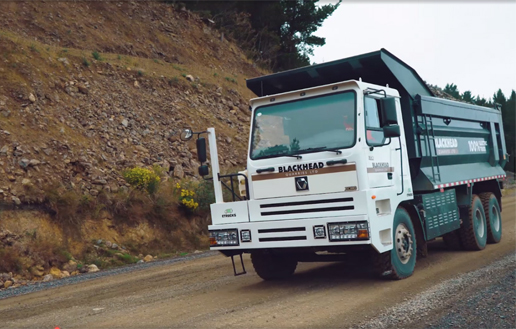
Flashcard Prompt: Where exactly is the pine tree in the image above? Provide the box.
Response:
[444,83,461,99]
[502,90,516,172]
[461,90,474,103]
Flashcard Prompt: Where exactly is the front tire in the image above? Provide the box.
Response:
[251,252,297,281]
[373,208,416,280]
[458,194,487,250]
[479,192,502,244]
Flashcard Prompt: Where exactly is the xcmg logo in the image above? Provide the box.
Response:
[222,209,236,218]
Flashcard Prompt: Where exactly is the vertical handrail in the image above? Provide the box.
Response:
[428,116,441,182]
[423,115,436,182]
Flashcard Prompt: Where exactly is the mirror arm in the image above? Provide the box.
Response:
[384,137,392,146]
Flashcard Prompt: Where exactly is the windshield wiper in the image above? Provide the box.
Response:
[254,149,302,160]
[292,147,343,156]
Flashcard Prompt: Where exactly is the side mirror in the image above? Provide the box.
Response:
[380,97,398,126]
[180,128,193,141]
[383,125,401,138]
[198,165,209,177]
[196,137,207,163]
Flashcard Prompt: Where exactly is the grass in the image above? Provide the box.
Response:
[30,43,39,53]
[225,76,237,84]
[83,57,90,67]
[92,50,102,61]
[168,76,179,86]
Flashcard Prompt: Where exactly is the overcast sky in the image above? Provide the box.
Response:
[310,2,516,100]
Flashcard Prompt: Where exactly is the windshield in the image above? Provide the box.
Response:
[250,91,356,160]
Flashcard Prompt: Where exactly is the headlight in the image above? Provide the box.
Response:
[328,221,369,241]
[240,230,252,242]
[209,229,239,246]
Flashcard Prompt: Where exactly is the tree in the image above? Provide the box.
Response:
[461,90,474,103]
[501,90,516,173]
[492,89,507,107]
[275,0,341,70]
[444,83,460,99]
[474,95,489,107]
[182,0,340,71]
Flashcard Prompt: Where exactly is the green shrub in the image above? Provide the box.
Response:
[123,167,161,195]
[92,50,102,60]
[168,77,179,86]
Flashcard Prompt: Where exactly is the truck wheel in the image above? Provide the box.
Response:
[251,252,297,281]
[372,208,416,280]
[479,192,502,244]
[442,230,462,250]
[458,195,487,250]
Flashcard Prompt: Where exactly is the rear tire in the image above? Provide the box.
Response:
[458,195,487,250]
[372,208,416,280]
[251,252,297,281]
[479,192,502,244]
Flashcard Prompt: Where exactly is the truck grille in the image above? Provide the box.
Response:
[259,197,354,216]
[257,227,307,242]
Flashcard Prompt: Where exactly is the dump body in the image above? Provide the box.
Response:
[246,49,507,192]
[412,95,506,191]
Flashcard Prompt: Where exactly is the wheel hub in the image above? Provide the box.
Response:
[395,223,413,265]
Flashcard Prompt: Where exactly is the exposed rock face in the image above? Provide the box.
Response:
[0,1,256,206]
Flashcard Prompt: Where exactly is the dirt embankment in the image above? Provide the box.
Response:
[0,1,264,285]
[0,1,263,205]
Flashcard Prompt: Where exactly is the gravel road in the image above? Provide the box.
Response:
[0,191,514,329]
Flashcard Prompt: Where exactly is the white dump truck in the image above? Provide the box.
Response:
[181,49,507,280]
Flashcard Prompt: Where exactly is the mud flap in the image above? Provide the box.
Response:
[231,253,247,276]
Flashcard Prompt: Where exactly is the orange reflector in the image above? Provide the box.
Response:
[358,229,369,239]
[209,237,217,246]
[371,195,376,200]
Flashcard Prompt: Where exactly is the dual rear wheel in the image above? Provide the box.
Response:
[446,192,501,251]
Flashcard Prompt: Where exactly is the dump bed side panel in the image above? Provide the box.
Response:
[411,95,506,191]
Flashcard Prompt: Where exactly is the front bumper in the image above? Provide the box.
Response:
[208,215,371,251]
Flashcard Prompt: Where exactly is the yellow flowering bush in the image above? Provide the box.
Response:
[123,167,161,195]
[176,183,199,211]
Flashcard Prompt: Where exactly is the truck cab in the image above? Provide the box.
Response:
[210,80,410,255]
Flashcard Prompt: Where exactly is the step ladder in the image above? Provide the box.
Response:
[423,115,441,183]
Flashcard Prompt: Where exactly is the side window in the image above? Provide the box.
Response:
[364,97,385,146]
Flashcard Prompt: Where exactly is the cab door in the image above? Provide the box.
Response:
[364,96,394,188]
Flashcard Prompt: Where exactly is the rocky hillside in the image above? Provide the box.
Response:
[0,1,263,205]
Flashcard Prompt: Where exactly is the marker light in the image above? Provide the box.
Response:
[313,225,326,239]
[240,230,252,242]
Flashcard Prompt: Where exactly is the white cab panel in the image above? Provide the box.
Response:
[210,201,249,225]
